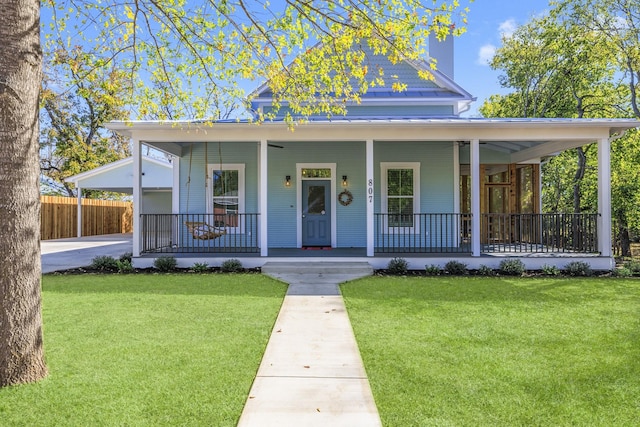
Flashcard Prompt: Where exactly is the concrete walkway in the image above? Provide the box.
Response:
[238,262,382,427]
[41,233,133,273]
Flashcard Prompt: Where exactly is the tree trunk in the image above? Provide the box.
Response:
[0,0,48,386]
[573,147,587,213]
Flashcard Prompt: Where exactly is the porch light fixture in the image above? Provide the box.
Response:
[342,175,348,187]
[285,175,291,187]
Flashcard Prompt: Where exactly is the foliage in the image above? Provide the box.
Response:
[90,255,119,272]
[498,259,525,276]
[116,260,135,274]
[541,264,561,276]
[42,0,471,121]
[191,262,210,273]
[444,260,467,275]
[153,256,177,272]
[613,266,633,277]
[564,261,593,277]
[220,259,243,273]
[425,264,441,276]
[476,264,496,276]
[342,276,640,426]
[387,257,408,275]
[625,259,640,274]
[119,252,132,263]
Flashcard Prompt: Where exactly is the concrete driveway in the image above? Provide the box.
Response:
[41,233,133,274]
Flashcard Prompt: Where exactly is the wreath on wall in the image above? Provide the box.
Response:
[338,189,354,206]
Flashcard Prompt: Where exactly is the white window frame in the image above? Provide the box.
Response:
[206,163,245,232]
[381,162,420,233]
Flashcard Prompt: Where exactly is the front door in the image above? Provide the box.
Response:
[302,180,331,246]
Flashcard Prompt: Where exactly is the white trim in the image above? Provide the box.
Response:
[598,138,612,256]
[76,187,82,238]
[470,139,481,257]
[132,140,142,257]
[260,140,268,256]
[453,142,461,246]
[206,163,245,232]
[380,162,421,233]
[172,156,180,214]
[366,140,374,257]
[296,163,337,248]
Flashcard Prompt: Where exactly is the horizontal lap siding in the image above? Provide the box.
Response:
[374,141,455,213]
[267,141,366,248]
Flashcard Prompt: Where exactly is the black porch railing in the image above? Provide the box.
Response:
[481,213,599,253]
[140,213,260,254]
[375,213,472,253]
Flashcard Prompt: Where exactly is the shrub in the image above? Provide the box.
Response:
[424,264,440,276]
[564,261,592,277]
[625,260,640,274]
[541,264,561,276]
[221,258,243,273]
[191,262,210,273]
[613,267,633,277]
[91,255,119,272]
[153,256,177,272]
[444,260,467,275]
[477,264,495,276]
[116,260,135,274]
[119,252,132,263]
[387,257,408,275]
[498,259,525,276]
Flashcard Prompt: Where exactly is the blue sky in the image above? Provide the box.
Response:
[454,0,552,116]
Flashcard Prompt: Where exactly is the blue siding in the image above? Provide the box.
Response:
[263,104,454,119]
[459,146,511,164]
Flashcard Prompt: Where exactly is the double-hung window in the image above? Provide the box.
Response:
[381,162,420,230]
[207,164,245,230]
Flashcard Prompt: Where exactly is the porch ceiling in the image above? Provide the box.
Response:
[107,118,638,162]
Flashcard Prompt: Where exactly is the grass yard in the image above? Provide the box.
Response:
[342,276,640,426]
[0,274,286,426]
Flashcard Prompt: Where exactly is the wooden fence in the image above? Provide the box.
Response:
[40,196,133,240]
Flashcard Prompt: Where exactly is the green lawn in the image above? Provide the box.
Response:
[0,274,286,427]
[342,276,640,426]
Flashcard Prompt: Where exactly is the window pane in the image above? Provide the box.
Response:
[213,199,239,227]
[213,170,238,197]
[388,198,414,227]
[307,185,326,214]
[387,169,413,196]
[301,168,331,178]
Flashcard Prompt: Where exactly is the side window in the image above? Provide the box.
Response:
[381,162,420,229]
[208,164,244,229]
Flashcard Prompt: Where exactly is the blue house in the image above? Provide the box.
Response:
[108,37,637,270]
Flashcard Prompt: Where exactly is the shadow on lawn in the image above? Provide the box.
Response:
[342,276,639,304]
[42,273,288,298]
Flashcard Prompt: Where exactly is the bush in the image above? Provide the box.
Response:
[424,264,440,276]
[625,260,640,274]
[191,262,210,273]
[387,257,408,275]
[221,258,243,273]
[444,260,467,275]
[541,264,561,276]
[116,260,135,274]
[91,255,119,272]
[477,264,495,276]
[613,267,633,277]
[153,256,177,272]
[498,259,525,276]
[119,252,132,263]
[564,261,592,277]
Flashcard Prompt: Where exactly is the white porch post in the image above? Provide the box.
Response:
[76,186,82,237]
[171,155,180,214]
[470,139,481,257]
[597,137,612,257]
[260,139,268,256]
[366,139,374,257]
[132,139,142,257]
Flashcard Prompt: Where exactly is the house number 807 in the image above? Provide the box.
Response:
[368,179,373,203]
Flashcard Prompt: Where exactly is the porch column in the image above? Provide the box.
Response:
[76,186,82,237]
[470,139,481,256]
[260,139,268,256]
[366,139,374,257]
[132,138,142,257]
[171,155,180,214]
[597,137,612,257]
